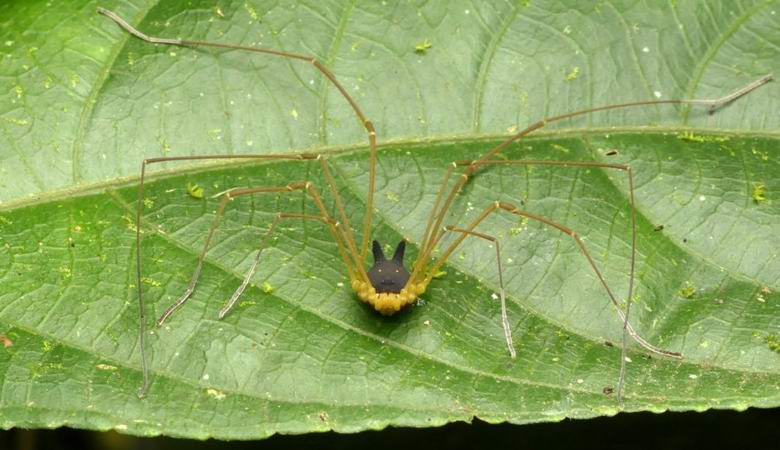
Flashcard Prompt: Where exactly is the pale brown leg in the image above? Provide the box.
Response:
[411,74,773,404]
[154,182,361,326]
[98,8,381,397]
[98,7,379,261]
[443,226,515,359]
[425,200,681,403]
[218,213,341,319]
[412,159,645,399]
[132,154,364,398]
[412,74,774,282]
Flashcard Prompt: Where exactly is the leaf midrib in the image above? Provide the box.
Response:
[3,128,777,212]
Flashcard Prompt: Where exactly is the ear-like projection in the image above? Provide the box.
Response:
[392,240,406,263]
[372,240,386,262]
[367,240,411,294]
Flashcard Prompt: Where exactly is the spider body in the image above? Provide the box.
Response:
[357,240,421,315]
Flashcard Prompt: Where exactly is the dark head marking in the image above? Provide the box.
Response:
[367,240,410,294]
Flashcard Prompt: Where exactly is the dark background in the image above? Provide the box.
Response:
[2,407,777,450]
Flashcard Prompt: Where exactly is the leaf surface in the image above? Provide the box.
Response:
[0,0,778,439]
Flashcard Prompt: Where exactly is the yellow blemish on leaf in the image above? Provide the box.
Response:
[96,364,118,371]
[187,182,204,199]
[508,217,529,236]
[751,182,766,204]
[385,191,400,203]
[262,281,274,294]
[564,66,580,81]
[208,128,222,140]
[677,132,729,143]
[678,282,695,299]
[123,213,137,232]
[752,147,769,161]
[415,39,433,54]
[244,2,259,20]
[2,117,28,126]
[58,266,72,279]
[551,143,570,153]
[141,277,161,287]
[678,132,705,143]
[766,335,780,354]
[206,388,226,400]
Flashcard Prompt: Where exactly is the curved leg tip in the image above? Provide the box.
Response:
[136,387,148,399]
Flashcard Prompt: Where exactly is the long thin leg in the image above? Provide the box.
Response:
[98,10,385,395]
[412,74,773,280]
[443,226,515,359]
[408,76,770,403]
[98,8,378,262]
[219,213,338,318]
[426,200,680,403]
[154,182,360,326]
[133,154,365,398]
[446,159,640,402]
[413,160,639,361]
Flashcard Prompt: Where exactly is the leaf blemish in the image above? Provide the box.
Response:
[187,182,204,199]
[564,66,580,81]
[415,39,432,54]
[206,388,226,400]
[751,182,766,204]
[677,132,729,143]
[141,277,161,287]
[678,282,696,299]
[766,335,780,354]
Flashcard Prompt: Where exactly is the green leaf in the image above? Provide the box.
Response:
[1,0,779,440]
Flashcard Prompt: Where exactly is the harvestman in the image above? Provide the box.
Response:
[97,8,773,402]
